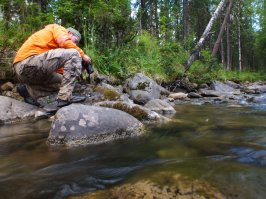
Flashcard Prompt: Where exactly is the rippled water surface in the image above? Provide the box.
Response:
[1,104,266,199]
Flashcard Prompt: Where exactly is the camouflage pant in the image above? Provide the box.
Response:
[14,48,82,101]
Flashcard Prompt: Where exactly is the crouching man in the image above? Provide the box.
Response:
[13,24,91,107]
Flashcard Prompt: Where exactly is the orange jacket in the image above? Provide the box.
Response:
[13,24,85,74]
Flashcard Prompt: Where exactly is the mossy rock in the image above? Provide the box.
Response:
[113,102,148,120]
[94,86,121,101]
[68,171,225,199]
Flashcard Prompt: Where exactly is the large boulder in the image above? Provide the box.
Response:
[124,73,170,104]
[47,104,144,146]
[0,96,39,125]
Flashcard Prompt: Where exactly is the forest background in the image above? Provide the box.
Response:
[0,0,265,84]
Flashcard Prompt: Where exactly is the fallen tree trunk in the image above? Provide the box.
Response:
[184,0,228,71]
[211,0,233,57]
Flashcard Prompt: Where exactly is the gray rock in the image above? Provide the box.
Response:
[124,73,170,104]
[0,96,39,124]
[199,83,209,89]
[47,104,144,146]
[243,89,258,94]
[144,99,176,114]
[187,92,202,98]
[130,90,154,104]
[246,84,266,94]
[119,94,134,105]
[210,81,235,93]
[225,80,241,89]
[199,89,222,97]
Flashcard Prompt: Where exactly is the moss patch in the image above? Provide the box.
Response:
[94,86,120,101]
[136,81,150,90]
[113,102,148,120]
[68,172,225,199]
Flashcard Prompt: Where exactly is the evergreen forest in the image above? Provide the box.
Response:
[0,0,265,83]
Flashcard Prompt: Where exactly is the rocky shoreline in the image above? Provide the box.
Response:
[1,73,266,147]
[1,73,266,199]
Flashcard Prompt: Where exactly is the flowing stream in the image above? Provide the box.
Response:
[0,104,266,199]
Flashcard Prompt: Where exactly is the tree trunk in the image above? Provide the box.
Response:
[226,21,231,70]
[221,38,226,67]
[183,0,189,38]
[155,1,159,38]
[238,2,242,71]
[39,0,49,13]
[211,0,233,57]
[184,0,227,71]
[3,0,11,29]
[140,0,147,31]
[238,20,242,71]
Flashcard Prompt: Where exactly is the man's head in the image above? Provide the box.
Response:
[67,27,81,44]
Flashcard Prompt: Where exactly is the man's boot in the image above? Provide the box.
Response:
[16,84,41,107]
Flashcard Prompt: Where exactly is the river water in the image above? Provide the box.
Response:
[0,104,266,199]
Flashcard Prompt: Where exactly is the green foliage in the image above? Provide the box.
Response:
[0,0,265,84]
[86,32,187,83]
[187,50,223,84]
[159,42,188,80]
[254,0,266,69]
[255,29,266,69]
[218,70,266,82]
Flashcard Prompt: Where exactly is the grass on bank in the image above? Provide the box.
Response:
[1,26,265,85]
[85,32,266,85]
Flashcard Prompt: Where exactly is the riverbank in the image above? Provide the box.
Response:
[1,74,266,199]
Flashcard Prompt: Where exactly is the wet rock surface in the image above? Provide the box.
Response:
[0,96,39,124]
[69,172,225,199]
[47,104,144,146]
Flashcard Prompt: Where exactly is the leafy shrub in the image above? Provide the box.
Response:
[187,50,223,84]
[85,32,188,83]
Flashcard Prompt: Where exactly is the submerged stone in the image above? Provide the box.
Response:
[68,172,225,199]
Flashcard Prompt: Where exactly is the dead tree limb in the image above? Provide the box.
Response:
[184,0,228,71]
[211,0,233,57]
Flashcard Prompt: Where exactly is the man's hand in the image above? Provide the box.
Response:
[83,55,91,63]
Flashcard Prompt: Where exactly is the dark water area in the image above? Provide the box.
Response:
[1,104,266,199]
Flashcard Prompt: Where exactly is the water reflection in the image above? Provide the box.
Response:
[0,104,266,198]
